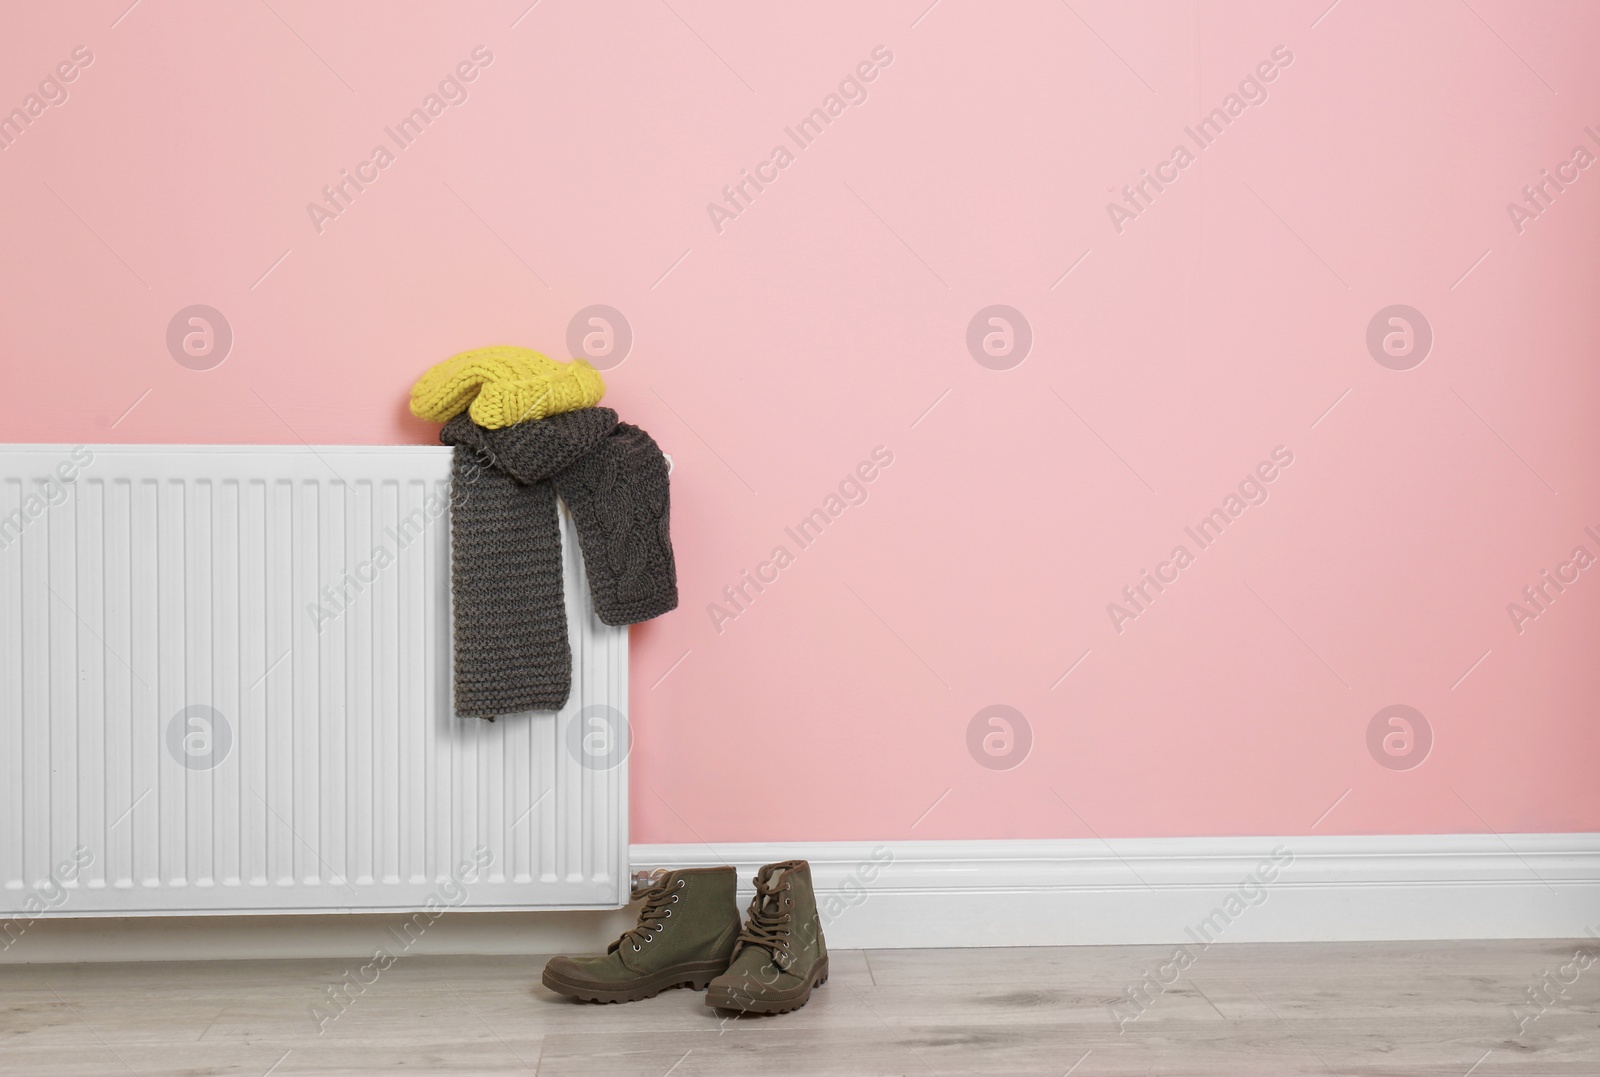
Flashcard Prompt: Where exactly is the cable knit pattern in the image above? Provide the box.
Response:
[410,346,607,429]
[440,407,677,718]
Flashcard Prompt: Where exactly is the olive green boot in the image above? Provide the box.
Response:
[704,860,829,1015]
[542,867,741,1003]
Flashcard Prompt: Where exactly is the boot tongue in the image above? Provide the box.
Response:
[753,864,793,921]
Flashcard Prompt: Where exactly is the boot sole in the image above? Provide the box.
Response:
[543,960,730,1004]
[705,955,830,1015]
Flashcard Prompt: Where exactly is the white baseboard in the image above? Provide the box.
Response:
[4,835,1595,963]
[0,909,640,966]
[634,833,1600,949]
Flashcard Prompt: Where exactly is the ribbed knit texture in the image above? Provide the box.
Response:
[410,346,607,429]
[440,407,677,717]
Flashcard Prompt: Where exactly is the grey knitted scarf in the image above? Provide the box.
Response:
[440,407,677,718]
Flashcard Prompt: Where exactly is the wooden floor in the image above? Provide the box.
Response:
[1,941,1596,1075]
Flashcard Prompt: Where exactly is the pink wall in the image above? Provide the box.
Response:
[4,1,1598,844]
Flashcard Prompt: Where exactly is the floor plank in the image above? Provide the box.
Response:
[0,941,1595,1075]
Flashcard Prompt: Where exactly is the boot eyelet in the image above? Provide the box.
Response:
[671,894,680,903]
[632,944,641,952]
[663,909,672,917]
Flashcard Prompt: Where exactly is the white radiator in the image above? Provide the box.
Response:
[0,446,629,917]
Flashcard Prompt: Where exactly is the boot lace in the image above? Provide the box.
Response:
[735,876,795,967]
[618,873,684,953]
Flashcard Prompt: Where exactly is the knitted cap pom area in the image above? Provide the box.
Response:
[409,345,607,429]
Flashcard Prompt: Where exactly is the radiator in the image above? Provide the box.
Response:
[0,446,629,916]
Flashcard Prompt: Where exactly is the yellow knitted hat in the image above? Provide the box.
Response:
[409,346,607,429]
